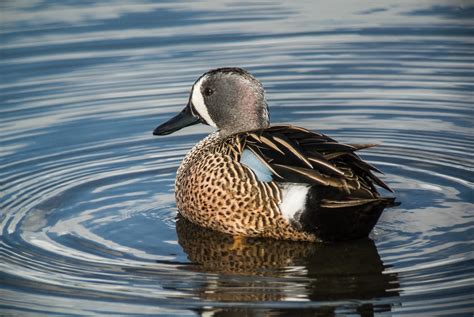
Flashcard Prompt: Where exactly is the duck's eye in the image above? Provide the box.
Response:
[203,87,214,96]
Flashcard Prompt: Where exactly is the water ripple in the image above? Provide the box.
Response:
[1,0,473,316]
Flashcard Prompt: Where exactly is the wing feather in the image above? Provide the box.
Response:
[237,125,393,195]
[272,134,314,169]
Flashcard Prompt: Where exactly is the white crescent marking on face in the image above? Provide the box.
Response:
[191,75,217,127]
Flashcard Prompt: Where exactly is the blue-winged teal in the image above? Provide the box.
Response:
[153,67,398,242]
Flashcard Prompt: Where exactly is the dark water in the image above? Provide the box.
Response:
[1,1,473,316]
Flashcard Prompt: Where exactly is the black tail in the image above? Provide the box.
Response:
[301,186,399,242]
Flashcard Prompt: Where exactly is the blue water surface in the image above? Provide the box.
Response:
[1,1,473,316]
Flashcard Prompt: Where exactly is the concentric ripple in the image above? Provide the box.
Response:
[1,1,473,316]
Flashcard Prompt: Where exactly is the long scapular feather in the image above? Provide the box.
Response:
[367,171,393,192]
[272,134,313,169]
[307,142,356,152]
[259,134,286,155]
[271,164,349,189]
[348,143,378,151]
[306,156,345,177]
[344,152,384,176]
[320,197,396,208]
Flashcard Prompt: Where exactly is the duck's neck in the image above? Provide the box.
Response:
[217,102,270,137]
[218,120,270,137]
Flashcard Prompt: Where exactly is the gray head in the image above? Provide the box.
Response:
[153,68,270,137]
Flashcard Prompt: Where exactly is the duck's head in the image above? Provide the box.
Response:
[153,67,269,137]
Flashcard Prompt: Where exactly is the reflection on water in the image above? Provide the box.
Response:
[177,216,399,314]
[1,0,473,316]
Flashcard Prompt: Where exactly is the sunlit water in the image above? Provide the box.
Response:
[1,1,473,316]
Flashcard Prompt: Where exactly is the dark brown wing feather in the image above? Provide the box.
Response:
[242,125,393,197]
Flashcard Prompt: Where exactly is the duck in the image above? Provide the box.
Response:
[153,67,398,242]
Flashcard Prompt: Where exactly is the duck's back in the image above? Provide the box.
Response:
[175,126,397,242]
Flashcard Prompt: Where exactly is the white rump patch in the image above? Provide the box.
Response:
[240,149,273,182]
[278,183,310,221]
[191,75,216,127]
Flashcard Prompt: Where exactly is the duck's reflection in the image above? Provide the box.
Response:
[176,216,399,316]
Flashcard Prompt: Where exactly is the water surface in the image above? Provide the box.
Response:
[1,1,473,316]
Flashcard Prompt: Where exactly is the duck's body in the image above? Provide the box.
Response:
[154,67,397,242]
[176,130,315,241]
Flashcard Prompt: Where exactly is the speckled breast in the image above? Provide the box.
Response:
[174,132,316,241]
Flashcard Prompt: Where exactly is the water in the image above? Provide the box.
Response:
[1,1,473,316]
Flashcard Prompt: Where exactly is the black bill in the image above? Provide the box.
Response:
[153,103,200,136]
